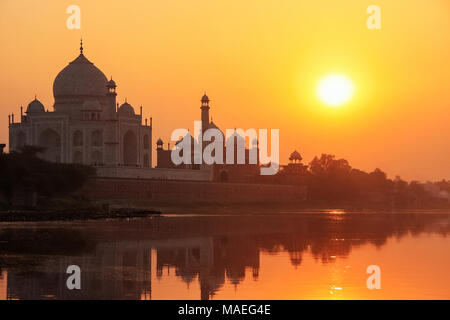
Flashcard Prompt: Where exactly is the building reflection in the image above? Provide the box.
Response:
[156,236,260,299]
[0,270,7,300]
[0,212,448,299]
[3,242,151,300]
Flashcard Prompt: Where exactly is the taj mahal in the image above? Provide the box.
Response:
[9,41,152,169]
[7,41,276,183]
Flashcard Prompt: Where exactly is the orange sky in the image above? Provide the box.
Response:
[0,0,449,181]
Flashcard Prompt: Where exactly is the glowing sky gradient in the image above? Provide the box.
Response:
[0,0,449,180]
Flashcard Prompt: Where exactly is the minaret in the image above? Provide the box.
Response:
[156,138,164,168]
[200,93,210,134]
[105,76,118,167]
[106,76,117,118]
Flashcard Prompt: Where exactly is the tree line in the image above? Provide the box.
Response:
[278,153,449,208]
[307,154,449,207]
[0,146,95,207]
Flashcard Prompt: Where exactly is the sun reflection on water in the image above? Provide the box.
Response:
[327,209,347,215]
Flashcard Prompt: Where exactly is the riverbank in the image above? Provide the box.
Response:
[1,200,448,222]
[0,208,161,222]
[103,198,450,215]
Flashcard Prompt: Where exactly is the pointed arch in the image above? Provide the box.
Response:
[16,131,26,148]
[73,130,83,146]
[143,153,149,168]
[123,130,137,166]
[38,128,61,162]
[143,134,149,150]
[92,130,103,147]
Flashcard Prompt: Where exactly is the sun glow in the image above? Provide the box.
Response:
[317,74,354,107]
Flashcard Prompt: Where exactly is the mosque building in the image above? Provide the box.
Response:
[155,93,262,182]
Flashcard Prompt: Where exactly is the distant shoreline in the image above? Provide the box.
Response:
[0,203,448,222]
[0,208,161,222]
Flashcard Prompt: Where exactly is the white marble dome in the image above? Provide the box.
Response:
[53,53,108,99]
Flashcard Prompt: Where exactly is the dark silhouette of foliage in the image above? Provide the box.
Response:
[0,145,96,204]
[299,153,449,207]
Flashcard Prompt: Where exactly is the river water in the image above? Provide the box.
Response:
[0,210,449,300]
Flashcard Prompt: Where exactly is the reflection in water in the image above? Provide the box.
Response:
[0,212,449,300]
[0,270,6,300]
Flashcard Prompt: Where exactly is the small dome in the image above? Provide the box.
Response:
[107,78,116,88]
[156,138,164,145]
[118,101,135,116]
[289,150,302,161]
[26,98,45,114]
[201,93,209,102]
[81,99,102,111]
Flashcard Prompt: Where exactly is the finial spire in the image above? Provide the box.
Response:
[80,38,83,54]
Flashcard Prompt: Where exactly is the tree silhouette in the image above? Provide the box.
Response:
[0,145,95,205]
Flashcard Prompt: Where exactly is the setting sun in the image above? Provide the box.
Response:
[317,74,354,107]
[0,0,449,305]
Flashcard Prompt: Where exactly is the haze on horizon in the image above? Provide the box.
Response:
[0,0,449,181]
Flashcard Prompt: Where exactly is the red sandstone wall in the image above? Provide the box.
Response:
[82,178,306,204]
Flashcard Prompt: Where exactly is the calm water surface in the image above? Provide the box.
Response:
[0,211,449,300]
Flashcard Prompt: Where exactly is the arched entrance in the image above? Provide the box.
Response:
[73,130,83,146]
[38,128,61,162]
[143,153,149,167]
[143,135,149,150]
[92,130,103,147]
[123,130,137,166]
[16,131,26,149]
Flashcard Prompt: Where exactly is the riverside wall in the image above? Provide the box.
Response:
[82,177,307,204]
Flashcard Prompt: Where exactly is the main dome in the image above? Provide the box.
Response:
[53,53,108,99]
